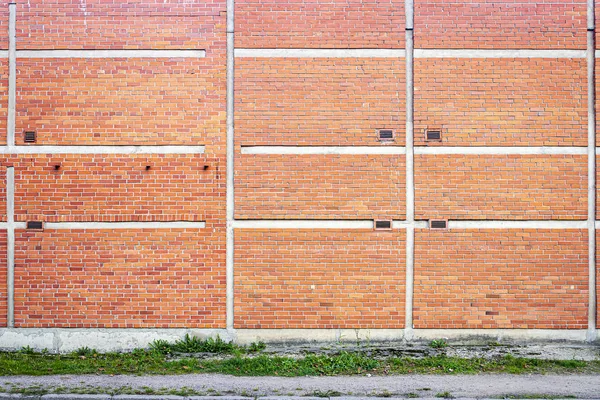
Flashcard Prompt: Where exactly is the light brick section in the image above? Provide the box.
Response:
[11,155,222,222]
[16,58,224,146]
[236,58,406,146]
[0,230,6,327]
[415,155,587,220]
[415,58,587,147]
[0,166,5,222]
[235,229,406,329]
[235,0,405,49]
[415,0,586,49]
[414,229,589,329]
[14,229,225,328]
[17,0,225,50]
[235,154,405,220]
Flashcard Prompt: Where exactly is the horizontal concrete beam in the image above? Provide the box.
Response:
[412,329,588,342]
[449,221,587,229]
[415,147,588,155]
[235,49,406,58]
[233,220,375,229]
[0,146,205,154]
[241,146,406,155]
[39,222,206,230]
[16,50,206,59]
[416,49,586,58]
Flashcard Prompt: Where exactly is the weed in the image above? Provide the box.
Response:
[72,347,97,357]
[407,393,419,398]
[18,346,35,355]
[248,341,267,353]
[312,390,342,397]
[429,340,448,349]
[436,391,454,399]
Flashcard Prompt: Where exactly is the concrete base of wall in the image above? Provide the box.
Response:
[0,328,595,353]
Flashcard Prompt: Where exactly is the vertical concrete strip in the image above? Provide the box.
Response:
[226,0,235,333]
[7,3,15,149]
[6,167,14,327]
[587,0,597,342]
[404,0,415,335]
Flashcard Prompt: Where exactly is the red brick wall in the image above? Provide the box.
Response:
[236,58,405,146]
[12,155,222,222]
[415,0,587,49]
[0,165,5,223]
[236,0,405,49]
[14,229,225,328]
[415,58,587,147]
[415,155,587,220]
[16,58,224,146]
[414,229,588,329]
[0,230,6,327]
[17,0,225,51]
[0,61,8,146]
[236,154,405,219]
[0,1,7,50]
[235,229,406,329]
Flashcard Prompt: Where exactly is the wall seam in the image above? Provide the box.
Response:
[6,167,14,328]
[226,0,235,334]
[7,3,15,149]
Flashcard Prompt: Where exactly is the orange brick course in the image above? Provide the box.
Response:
[415,58,587,147]
[236,0,405,49]
[415,0,586,49]
[16,58,224,146]
[235,154,405,220]
[14,228,225,328]
[415,155,587,220]
[0,230,6,327]
[414,229,588,329]
[9,155,223,222]
[235,229,406,329]
[236,58,406,146]
[17,0,226,50]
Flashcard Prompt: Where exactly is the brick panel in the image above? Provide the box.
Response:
[415,155,587,220]
[13,155,222,222]
[0,165,5,222]
[415,0,586,49]
[0,230,6,327]
[18,0,225,50]
[236,154,405,219]
[414,229,588,329]
[0,1,7,50]
[415,58,586,147]
[236,58,405,146]
[17,58,224,146]
[236,0,405,49]
[14,229,225,328]
[235,229,405,329]
[0,61,8,145]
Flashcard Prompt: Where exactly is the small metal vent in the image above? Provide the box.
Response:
[374,220,392,230]
[378,129,394,142]
[26,221,44,230]
[24,131,36,143]
[426,129,442,141]
[430,220,447,230]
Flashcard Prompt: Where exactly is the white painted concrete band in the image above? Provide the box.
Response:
[451,221,587,229]
[241,146,587,155]
[16,50,206,59]
[416,49,586,58]
[1,146,205,154]
[0,50,8,58]
[235,49,406,58]
[415,147,588,155]
[392,221,428,229]
[241,146,406,155]
[41,222,206,230]
[233,220,375,229]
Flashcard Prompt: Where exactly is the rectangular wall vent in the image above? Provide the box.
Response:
[425,129,442,142]
[26,221,44,230]
[378,129,394,142]
[374,220,392,230]
[24,131,36,143]
[430,220,447,230]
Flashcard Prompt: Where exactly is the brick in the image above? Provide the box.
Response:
[17,0,226,51]
[235,154,405,219]
[0,230,6,327]
[14,229,225,328]
[0,61,8,146]
[236,0,405,49]
[415,155,587,220]
[236,58,405,146]
[0,1,7,50]
[235,229,406,329]
[0,165,5,223]
[16,58,224,146]
[11,154,223,222]
[415,0,586,49]
[414,229,588,329]
[415,58,587,147]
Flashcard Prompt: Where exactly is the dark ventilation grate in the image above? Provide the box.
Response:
[26,221,44,230]
[430,220,447,229]
[426,129,442,141]
[378,129,394,141]
[24,131,36,143]
[374,220,392,230]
